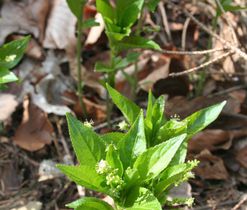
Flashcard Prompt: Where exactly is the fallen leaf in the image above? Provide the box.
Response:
[85,13,105,45]
[194,150,229,180]
[189,129,247,153]
[0,94,18,121]
[13,96,54,151]
[11,201,42,210]
[43,0,76,49]
[0,0,51,44]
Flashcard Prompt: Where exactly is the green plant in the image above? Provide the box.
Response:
[57,85,226,210]
[66,0,99,118]
[95,0,161,125]
[0,36,30,88]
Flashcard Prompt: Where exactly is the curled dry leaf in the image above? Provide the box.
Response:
[43,0,77,49]
[189,129,247,153]
[194,150,229,180]
[13,96,54,152]
[0,94,18,121]
[0,0,51,44]
[85,13,105,45]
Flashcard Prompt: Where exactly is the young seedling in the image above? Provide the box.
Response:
[0,36,30,89]
[95,0,161,125]
[57,85,226,210]
[66,0,99,118]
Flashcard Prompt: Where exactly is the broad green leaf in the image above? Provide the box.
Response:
[0,36,30,69]
[66,197,114,210]
[66,113,105,166]
[157,119,187,143]
[117,0,144,28]
[66,0,85,19]
[106,84,141,125]
[114,52,140,70]
[116,36,161,52]
[96,0,115,21]
[123,168,141,191]
[145,0,160,12]
[57,164,109,195]
[155,160,199,195]
[101,132,125,145]
[118,111,146,169]
[133,134,187,180]
[106,144,124,176]
[185,101,226,137]
[169,141,188,165]
[95,62,114,73]
[83,18,100,29]
[0,67,18,84]
[157,101,226,143]
[145,95,166,146]
[124,187,162,210]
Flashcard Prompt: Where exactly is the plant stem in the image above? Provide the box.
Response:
[76,4,87,118]
[106,48,116,126]
[132,8,144,100]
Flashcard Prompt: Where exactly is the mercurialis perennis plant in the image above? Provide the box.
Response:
[57,84,226,210]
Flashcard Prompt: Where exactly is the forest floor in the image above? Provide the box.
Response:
[0,0,247,209]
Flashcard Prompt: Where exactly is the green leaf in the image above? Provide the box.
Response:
[66,197,114,210]
[0,67,18,84]
[116,0,144,28]
[116,36,161,52]
[145,95,166,146]
[145,0,160,12]
[114,52,140,70]
[57,164,109,194]
[95,62,114,73]
[133,134,187,180]
[101,132,125,146]
[0,36,30,69]
[66,113,106,166]
[185,101,226,137]
[106,84,141,125]
[66,0,85,19]
[106,144,124,176]
[96,0,115,21]
[118,111,146,169]
[124,187,162,210]
[123,168,141,191]
[155,160,199,195]
[83,18,100,29]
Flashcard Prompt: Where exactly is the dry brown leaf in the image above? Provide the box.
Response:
[236,146,247,169]
[189,129,247,153]
[0,94,18,121]
[85,13,105,45]
[139,56,170,91]
[13,96,53,152]
[0,0,51,44]
[43,0,77,49]
[194,150,229,180]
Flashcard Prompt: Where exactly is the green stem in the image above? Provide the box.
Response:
[132,7,144,100]
[76,3,87,118]
[106,48,116,126]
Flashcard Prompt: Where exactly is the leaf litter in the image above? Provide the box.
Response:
[0,0,247,209]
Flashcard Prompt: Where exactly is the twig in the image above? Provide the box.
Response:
[208,84,247,97]
[160,47,227,55]
[182,16,192,50]
[169,51,232,77]
[231,194,247,210]
[166,0,247,60]
[158,2,172,42]
[94,116,124,132]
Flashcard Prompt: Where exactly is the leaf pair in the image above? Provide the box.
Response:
[0,36,30,84]
[96,0,161,52]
